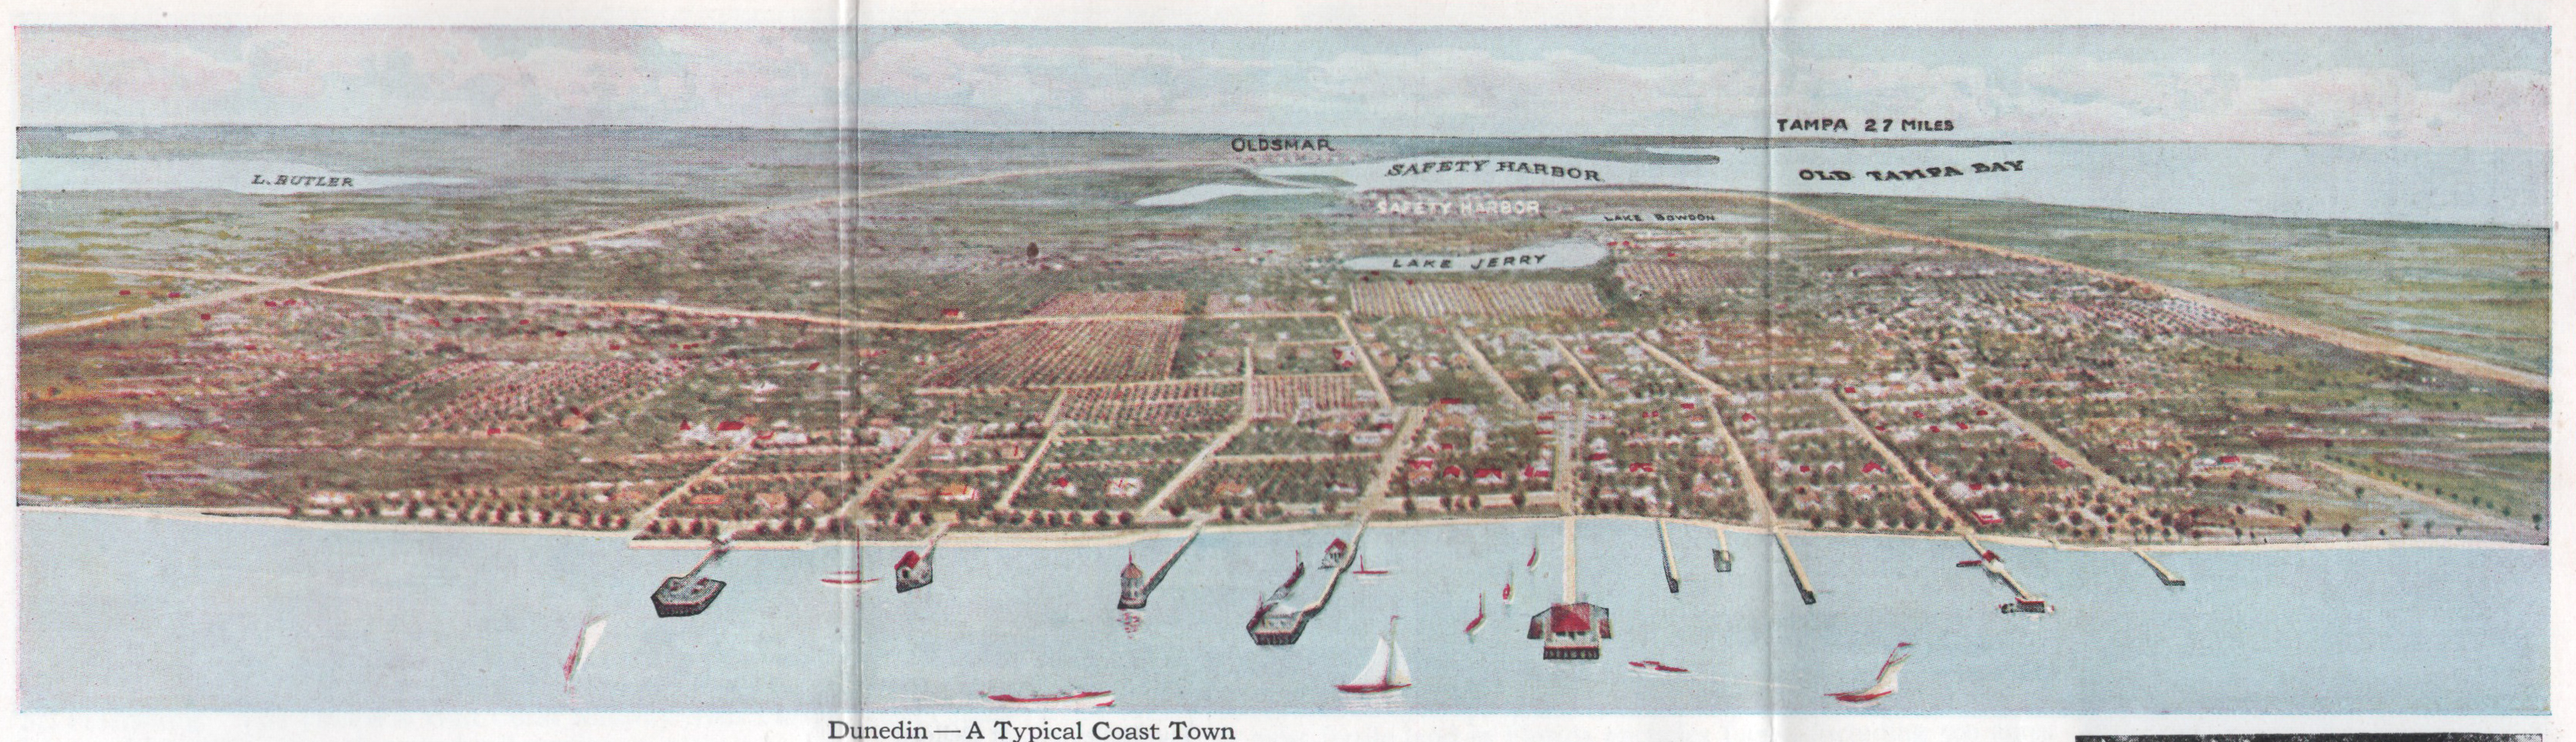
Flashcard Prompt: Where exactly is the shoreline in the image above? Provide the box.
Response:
[23,503,2543,554]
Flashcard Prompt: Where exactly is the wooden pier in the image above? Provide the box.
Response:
[1119,521,1204,610]
[1247,515,1370,645]
[1656,518,1681,593]
[1562,515,1581,602]
[1773,528,1818,605]
[2132,548,2186,587]
[1961,534,2047,612]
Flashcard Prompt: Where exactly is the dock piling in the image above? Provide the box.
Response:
[1772,528,1818,604]
[2132,548,2185,587]
[1657,518,1681,593]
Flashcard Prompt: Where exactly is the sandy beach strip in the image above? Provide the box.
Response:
[25,504,2542,554]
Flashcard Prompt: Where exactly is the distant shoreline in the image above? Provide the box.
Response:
[21,504,2542,554]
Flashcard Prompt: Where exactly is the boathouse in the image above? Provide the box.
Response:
[1529,602,1610,659]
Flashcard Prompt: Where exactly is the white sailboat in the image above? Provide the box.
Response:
[1336,616,1413,694]
[562,616,608,691]
[1827,642,1912,705]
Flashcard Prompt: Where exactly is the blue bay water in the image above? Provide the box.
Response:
[1257,142,2547,227]
[21,511,2546,714]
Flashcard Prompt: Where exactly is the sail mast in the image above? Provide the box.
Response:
[1385,625,1412,686]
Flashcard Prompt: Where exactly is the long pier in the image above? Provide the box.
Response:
[1119,521,1204,609]
[1963,534,2046,611]
[1247,515,1370,645]
[2132,548,2186,587]
[1562,515,1581,602]
[679,539,729,577]
[1773,528,1817,604]
[1656,518,1681,593]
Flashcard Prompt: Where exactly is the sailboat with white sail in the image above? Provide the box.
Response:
[1827,642,1913,705]
[562,615,608,693]
[1335,616,1413,694]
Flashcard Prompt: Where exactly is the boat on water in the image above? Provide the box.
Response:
[1500,571,1514,604]
[1352,557,1389,576]
[1319,538,1351,570]
[1268,554,1309,603]
[1249,550,1318,644]
[651,538,730,617]
[1463,593,1486,638]
[1628,659,1689,673]
[1525,541,1539,571]
[1826,642,1912,704]
[1955,559,1984,567]
[822,570,879,587]
[562,616,608,688]
[984,690,1115,708]
[1335,616,1413,694]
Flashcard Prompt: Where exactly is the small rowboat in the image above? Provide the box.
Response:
[984,690,1114,708]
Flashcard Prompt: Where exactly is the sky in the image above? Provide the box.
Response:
[18,25,2549,146]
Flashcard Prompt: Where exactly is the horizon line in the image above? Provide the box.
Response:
[11,123,2546,149]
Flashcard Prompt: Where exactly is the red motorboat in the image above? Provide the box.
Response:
[984,690,1115,708]
[1954,559,1984,568]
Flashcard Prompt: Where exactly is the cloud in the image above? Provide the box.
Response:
[21,28,840,128]
[18,27,2547,145]
[1776,54,2545,146]
[22,31,245,103]
[859,35,1758,136]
